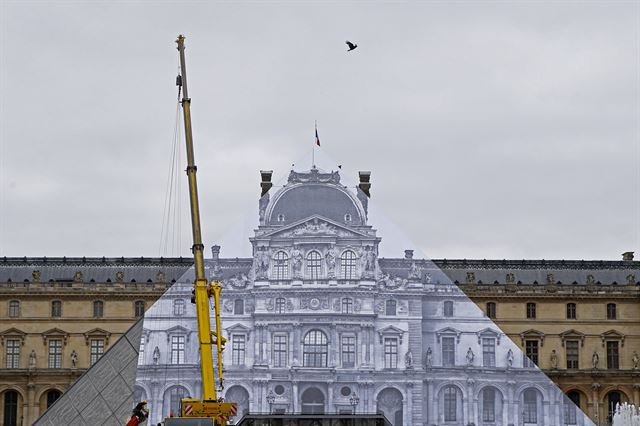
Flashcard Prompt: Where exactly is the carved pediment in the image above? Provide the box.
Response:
[601,329,625,347]
[226,324,251,340]
[476,327,502,345]
[42,328,69,345]
[560,329,586,347]
[520,329,545,346]
[261,216,371,239]
[436,327,462,343]
[166,325,192,343]
[83,328,112,345]
[0,328,26,345]
[378,325,405,344]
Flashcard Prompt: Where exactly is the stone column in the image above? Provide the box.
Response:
[328,382,334,414]
[292,381,299,413]
[425,378,435,426]
[26,383,35,425]
[369,326,375,367]
[254,325,262,364]
[466,378,475,424]
[506,380,515,426]
[293,324,302,366]
[633,384,640,406]
[591,383,600,426]
[329,325,338,367]
[406,382,413,426]
[262,326,269,364]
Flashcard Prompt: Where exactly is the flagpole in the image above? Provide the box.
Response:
[313,121,316,168]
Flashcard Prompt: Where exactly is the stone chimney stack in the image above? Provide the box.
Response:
[405,250,414,259]
[211,245,221,261]
[358,171,371,197]
[622,251,634,261]
[260,170,273,197]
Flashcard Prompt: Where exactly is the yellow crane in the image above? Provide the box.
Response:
[163,34,238,426]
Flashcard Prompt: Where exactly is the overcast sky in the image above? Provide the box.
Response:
[0,1,638,261]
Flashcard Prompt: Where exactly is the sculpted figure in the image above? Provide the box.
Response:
[550,350,558,369]
[507,349,514,368]
[153,346,160,365]
[291,246,303,278]
[325,246,337,277]
[424,347,433,369]
[71,350,78,368]
[365,246,376,271]
[254,247,270,279]
[29,350,37,369]
[466,347,474,366]
[592,351,599,369]
[408,262,421,280]
[258,193,269,223]
[632,351,639,370]
[405,350,413,368]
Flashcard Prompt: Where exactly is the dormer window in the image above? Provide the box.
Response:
[277,214,285,222]
[344,213,352,222]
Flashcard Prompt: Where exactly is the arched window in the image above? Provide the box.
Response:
[526,302,536,319]
[342,298,353,314]
[3,390,18,426]
[46,390,61,408]
[486,302,496,319]
[234,299,244,315]
[482,387,496,422]
[134,300,145,317]
[272,251,289,280]
[564,391,580,425]
[51,300,62,318]
[163,386,188,418]
[443,386,458,422]
[566,303,576,319]
[275,297,286,314]
[277,214,285,222]
[607,303,617,320]
[303,330,328,367]
[8,300,20,318]
[523,389,538,423]
[306,251,323,280]
[344,213,352,222]
[443,301,454,317]
[340,250,357,280]
[93,301,104,318]
[385,300,397,316]
[173,299,185,316]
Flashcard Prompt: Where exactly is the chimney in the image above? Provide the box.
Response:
[260,170,273,197]
[404,250,414,259]
[211,245,221,261]
[358,171,371,197]
[622,251,634,261]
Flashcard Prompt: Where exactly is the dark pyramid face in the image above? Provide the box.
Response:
[34,154,596,426]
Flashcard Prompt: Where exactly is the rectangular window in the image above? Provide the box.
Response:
[566,303,576,319]
[566,340,579,369]
[606,341,619,369]
[482,388,495,422]
[607,303,617,320]
[482,338,496,367]
[442,337,455,367]
[524,340,538,368]
[171,335,185,365]
[272,334,288,368]
[90,339,105,365]
[564,402,577,425]
[383,338,398,369]
[138,339,145,364]
[8,301,20,318]
[341,336,356,368]
[51,301,62,318]
[48,339,62,368]
[526,303,536,319]
[5,339,20,368]
[232,334,246,366]
[444,387,457,421]
[486,302,496,319]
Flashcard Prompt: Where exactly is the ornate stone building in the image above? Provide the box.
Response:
[2,169,639,426]
[132,168,624,426]
[0,257,191,425]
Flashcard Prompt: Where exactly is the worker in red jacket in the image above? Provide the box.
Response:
[125,400,149,426]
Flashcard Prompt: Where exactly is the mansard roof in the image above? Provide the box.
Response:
[265,168,366,226]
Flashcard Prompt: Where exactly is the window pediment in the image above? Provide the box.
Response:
[559,329,585,347]
[0,328,26,345]
[436,327,462,343]
[600,329,625,347]
[476,328,502,345]
[42,328,69,345]
[226,324,251,340]
[166,325,191,343]
[519,329,545,346]
[378,325,405,344]
[84,328,112,345]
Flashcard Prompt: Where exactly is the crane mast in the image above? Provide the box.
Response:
[166,34,236,425]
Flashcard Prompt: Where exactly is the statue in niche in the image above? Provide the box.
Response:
[291,246,303,278]
[586,275,595,285]
[362,246,376,272]
[405,350,413,369]
[507,349,514,368]
[466,347,475,366]
[70,350,78,368]
[254,247,270,279]
[424,273,432,284]
[258,193,269,223]
[592,351,599,369]
[424,347,432,369]
[29,350,37,369]
[325,246,337,277]
[632,351,639,370]
[408,262,421,280]
[153,346,160,365]
[550,350,558,369]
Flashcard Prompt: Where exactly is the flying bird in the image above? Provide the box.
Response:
[345,41,357,51]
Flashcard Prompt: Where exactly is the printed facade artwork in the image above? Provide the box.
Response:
[135,168,595,426]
